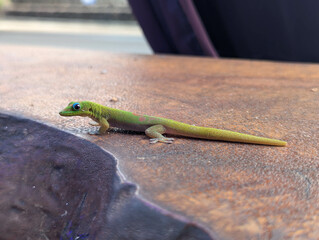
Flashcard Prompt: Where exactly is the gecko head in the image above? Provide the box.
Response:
[59,101,92,117]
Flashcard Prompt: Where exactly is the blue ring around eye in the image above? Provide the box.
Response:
[72,102,81,111]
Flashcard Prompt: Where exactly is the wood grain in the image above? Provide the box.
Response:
[1,45,318,239]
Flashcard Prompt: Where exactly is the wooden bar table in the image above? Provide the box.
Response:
[1,45,319,239]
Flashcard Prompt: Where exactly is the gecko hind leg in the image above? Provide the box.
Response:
[145,125,174,144]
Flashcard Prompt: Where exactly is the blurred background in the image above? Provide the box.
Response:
[3,1,319,62]
[0,0,152,54]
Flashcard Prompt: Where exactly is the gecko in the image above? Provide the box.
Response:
[59,101,287,146]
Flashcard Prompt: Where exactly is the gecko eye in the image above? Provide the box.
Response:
[72,103,81,111]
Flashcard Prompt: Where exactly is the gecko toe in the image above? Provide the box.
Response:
[166,138,174,141]
[161,138,174,144]
[89,121,100,126]
[149,138,159,144]
[88,131,99,135]
[149,137,174,144]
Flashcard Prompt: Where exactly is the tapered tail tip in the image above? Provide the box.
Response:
[276,140,287,147]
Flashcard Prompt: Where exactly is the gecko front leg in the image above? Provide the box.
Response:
[145,125,174,144]
[98,118,110,134]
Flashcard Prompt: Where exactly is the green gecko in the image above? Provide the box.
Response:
[59,101,287,146]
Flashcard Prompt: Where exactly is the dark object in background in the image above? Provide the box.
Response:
[128,0,218,57]
[0,112,213,240]
[129,0,319,62]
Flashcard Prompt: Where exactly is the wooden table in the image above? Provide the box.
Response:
[1,45,319,239]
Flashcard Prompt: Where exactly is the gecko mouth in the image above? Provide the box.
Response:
[59,110,91,117]
[59,111,75,116]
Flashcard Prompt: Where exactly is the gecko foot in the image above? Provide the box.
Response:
[149,137,174,144]
[88,131,109,135]
[88,131,99,135]
[89,121,100,126]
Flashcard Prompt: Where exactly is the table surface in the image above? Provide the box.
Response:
[1,45,319,239]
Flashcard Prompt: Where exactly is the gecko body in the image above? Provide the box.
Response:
[59,101,287,146]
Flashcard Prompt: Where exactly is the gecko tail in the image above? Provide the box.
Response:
[166,122,287,146]
[199,128,287,146]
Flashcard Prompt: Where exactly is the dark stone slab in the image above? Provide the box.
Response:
[0,112,212,240]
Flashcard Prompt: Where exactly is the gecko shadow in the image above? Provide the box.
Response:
[0,112,214,240]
